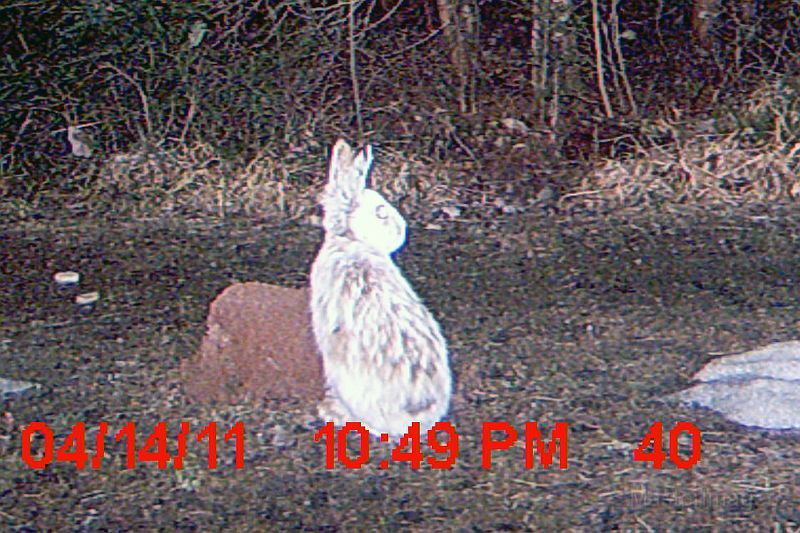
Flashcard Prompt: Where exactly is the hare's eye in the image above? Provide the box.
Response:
[376,204,388,220]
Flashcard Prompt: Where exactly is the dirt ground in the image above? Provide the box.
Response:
[1,204,799,531]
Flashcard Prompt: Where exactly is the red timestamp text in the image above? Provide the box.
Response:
[20,421,245,470]
[314,421,569,470]
[314,421,702,470]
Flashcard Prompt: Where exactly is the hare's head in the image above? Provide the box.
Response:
[321,139,407,254]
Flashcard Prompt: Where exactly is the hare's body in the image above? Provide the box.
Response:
[310,140,452,437]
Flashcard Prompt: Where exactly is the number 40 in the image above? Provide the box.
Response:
[633,421,701,469]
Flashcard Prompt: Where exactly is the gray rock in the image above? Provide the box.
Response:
[676,341,800,430]
[679,378,800,430]
[694,341,800,381]
[0,377,40,397]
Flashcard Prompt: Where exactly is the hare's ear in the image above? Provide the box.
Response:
[328,139,373,197]
[328,139,353,188]
[351,144,373,191]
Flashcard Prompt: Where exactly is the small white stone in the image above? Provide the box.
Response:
[75,291,100,306]
[54,271,80,286]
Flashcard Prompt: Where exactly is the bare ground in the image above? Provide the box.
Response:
[1,204,799,531]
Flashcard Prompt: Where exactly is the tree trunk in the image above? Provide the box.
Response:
[692,0,721,49]
[436,0,478,113]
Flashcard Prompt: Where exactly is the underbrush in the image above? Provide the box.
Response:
[2,1,800,221]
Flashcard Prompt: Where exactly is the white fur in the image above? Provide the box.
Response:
[350,189,406,255]
[310,139,452,437]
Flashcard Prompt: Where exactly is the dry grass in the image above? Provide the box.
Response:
[570,78,800,211]
[70,139,466,225]
[95,142,319,220]
[14,78,789,228]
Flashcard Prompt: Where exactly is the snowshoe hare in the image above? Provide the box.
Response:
[310,139,452,438]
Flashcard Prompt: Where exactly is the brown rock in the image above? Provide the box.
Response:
[182,282,324,404]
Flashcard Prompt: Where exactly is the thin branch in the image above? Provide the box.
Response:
[6,109,33,171]
[98,62,152,137]
[179,95,197,145]
[348,0,364,139]
[358,0,405,37]
[385,26,443,58]
[611,0,637,116]
[592,0,613,118]
[0,2,40,11]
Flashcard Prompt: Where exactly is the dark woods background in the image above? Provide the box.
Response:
[1,0,798,213]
